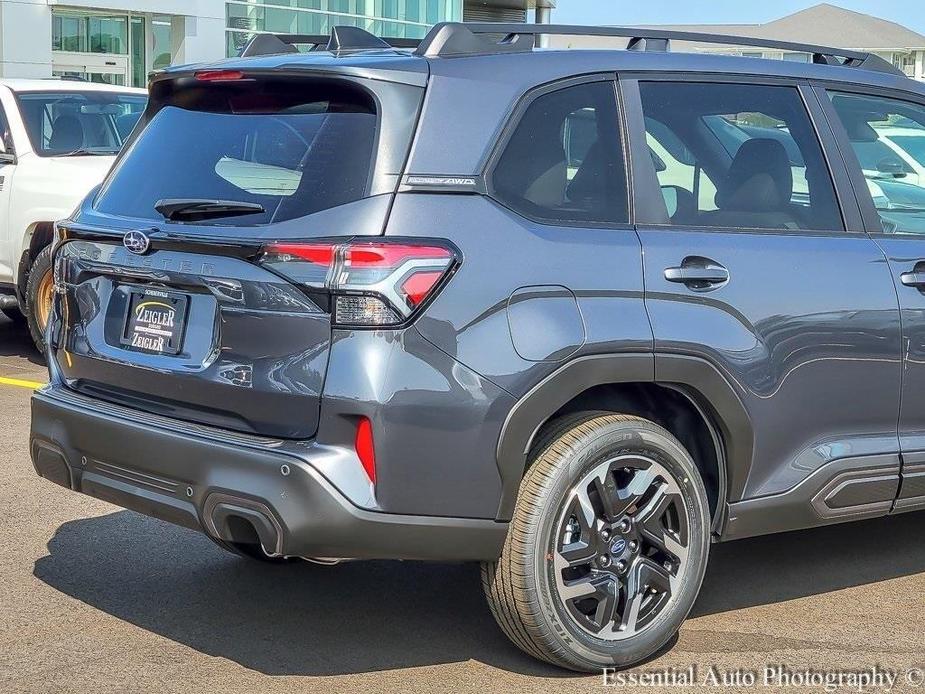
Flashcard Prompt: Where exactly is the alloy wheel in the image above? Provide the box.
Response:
[552,454,691,641]
[35,268,54,332]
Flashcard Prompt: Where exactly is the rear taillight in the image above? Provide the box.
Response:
[260,240,457,327]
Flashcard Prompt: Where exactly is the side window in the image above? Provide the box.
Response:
[492,81,629,225]
[638,82,844,231]
[828,91,925,235]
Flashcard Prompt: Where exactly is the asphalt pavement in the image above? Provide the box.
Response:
[0,313,923,693]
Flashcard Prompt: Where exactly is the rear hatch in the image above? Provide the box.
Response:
[51,57,427,439]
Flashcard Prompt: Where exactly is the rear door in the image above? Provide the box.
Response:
[622,76,902,532]
[820,85,925,514]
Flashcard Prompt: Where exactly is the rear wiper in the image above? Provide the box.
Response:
[154,198,266,222]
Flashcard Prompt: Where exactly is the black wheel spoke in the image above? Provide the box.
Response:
[557,492,599,567]
[617,561,646,635]
[610,558,675,636]
[559,539,597,567]
[636,556,674,597]
[636,481,688,564]
[591,474,630,521]
[591,577,620,633]
[558,571,613,603]
[591,463,657,521]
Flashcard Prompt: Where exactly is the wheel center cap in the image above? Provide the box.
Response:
[609,538,627,555]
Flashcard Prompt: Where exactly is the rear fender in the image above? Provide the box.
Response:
[495,352,753,535]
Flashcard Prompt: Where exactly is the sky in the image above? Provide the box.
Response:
[550,1,925,35]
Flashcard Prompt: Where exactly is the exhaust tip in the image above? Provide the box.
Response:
[203,493,283,557]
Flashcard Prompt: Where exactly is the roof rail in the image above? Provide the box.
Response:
[240,27,421,58]
[414,22,903,76]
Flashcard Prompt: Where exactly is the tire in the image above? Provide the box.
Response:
[24,245,53,354]
[482,413,711,672]
[1,306,26,325]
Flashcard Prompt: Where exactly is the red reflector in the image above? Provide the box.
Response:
[355,417,376,484]
[266,242,337,265]
[195,70,246,82]
[346,244,451,268]
[401,271,444,307]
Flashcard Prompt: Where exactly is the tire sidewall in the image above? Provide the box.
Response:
[531,420,710,670]
[25,245,52,354]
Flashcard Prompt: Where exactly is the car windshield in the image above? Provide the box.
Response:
[16,91,147,157]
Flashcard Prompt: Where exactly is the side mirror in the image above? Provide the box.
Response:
[877,158,907,177]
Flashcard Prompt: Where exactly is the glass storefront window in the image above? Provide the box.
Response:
[130,17,146,88]
[90,16,127,53]
[52,14,88,52]
[225,0,462,57]
[52,12,127,55]
[152,16,173,70]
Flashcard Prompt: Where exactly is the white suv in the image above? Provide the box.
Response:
[0,79,146,349]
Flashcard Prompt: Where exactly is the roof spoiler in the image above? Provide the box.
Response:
[240,27,421,57]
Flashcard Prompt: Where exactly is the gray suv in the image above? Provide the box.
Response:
[29,22,925,672]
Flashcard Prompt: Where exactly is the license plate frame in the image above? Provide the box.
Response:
[120,287,189,356]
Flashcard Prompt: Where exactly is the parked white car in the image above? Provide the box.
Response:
[0,79,146,349]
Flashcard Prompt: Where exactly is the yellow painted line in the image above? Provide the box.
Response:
[0,375,45,389]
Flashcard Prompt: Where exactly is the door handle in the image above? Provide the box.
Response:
[900,270,925,288]
[664,259,729,288]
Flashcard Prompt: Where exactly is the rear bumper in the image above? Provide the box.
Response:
[30,386,507,561]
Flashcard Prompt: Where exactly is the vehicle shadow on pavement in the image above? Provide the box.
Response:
[33,509,924,676]
[692,511,925,617]
[33,511,575,677]
[0,318,43,365]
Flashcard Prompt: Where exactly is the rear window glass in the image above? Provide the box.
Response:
[94,79,378,225]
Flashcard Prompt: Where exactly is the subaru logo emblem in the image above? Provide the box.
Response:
[123,230,150,255]
[610,538,627,555]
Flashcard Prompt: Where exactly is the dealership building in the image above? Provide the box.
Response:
[0,0,554,87]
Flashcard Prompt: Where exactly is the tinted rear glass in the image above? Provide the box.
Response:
[94,79,377,225]
[491,81,629,226]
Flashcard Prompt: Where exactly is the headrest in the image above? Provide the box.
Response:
[567,141,606,202]
[496,130,568,209]
[48,115,84,151]
[716,138,793,212]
